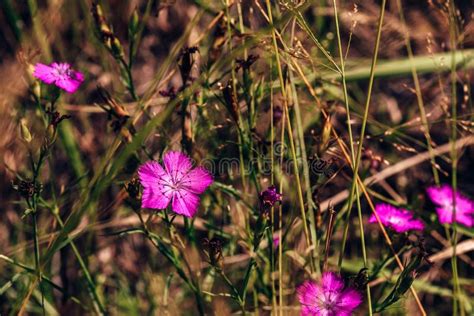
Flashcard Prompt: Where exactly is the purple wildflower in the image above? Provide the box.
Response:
[260,185,282,208]
[369,203,424,233]
[297,272,362,316]
[138,151,213,217]
[426,185,473,227]
[273,235,280,248]
[33,62,84,93]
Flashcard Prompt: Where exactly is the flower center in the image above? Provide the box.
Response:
[54,64,72,77]
[388,215,402,224]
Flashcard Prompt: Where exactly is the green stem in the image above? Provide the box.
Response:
[395,0,439,185]
[225,0,247,193]
[32,211,44,314]
[338,0,387,270]
[53,212,107,315]
[137,212,205,315]
[265,0,314,273]
[288,19,320,277]
[119,58,138,101]
[332,0,371,312]
[216,268,245,310]
[448,1,462,315]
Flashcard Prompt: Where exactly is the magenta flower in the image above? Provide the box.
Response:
[298,272,362,316]
[259,185,282,208]
[138,151,213,217]
[427,185,473,227]
[273,235,280,248]
[33,62,84,93]
[369,203,424,233]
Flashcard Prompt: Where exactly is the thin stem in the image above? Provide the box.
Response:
[53,212,107,314]
[338,0,386,270]
[395,0,440,185]
[136,212,205,315]
[265,0,314,273]
[269,58,278,314]
[448,1,462,315]
[288,19,320,277]
[32,211,44,314]
[119,58,138,101]
[215,267,245,310]
[332,0,371,312]
[225,0,247,193]
[278,106,286,316]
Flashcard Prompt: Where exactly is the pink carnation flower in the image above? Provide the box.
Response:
[427,185,474,227]
[33,62,84,93]
[297,272,362,316]
[138,151,213,217]
[369,203,424,233]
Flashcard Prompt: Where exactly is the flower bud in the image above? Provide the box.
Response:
[129,8,139,36]
[111,37,125,59]
[19,119,32,143]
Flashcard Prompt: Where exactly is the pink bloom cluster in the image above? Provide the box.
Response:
[138,151,213,217]
[427,185,473,227]
[33,62,84,93]
[298,272,362,316]
[369,203,424,233]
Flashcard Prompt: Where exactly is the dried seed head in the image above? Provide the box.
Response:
[202,237,224,266]
[15,180,42,199]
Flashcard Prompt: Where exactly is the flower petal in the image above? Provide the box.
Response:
[138,161,171,209]
[339,288,362,312]
[33,63,56,84]
[141,187,171,210]
[163,151,193,182]
[427,185,453,207]
[139,161,166,184]
[297,281,322,315]
[180,167,213,194]
[370,203,424,233]
[55,70,84,93]
[171,189,200,217]
[321,272,344,292]
[456,212,474,227]
[428,185,474,227]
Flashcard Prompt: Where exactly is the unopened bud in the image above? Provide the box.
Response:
[20,119,32,143]
[320,115,332,153]
[111,37,125,59]
[129,8,139,36]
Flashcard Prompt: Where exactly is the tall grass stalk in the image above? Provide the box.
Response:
[278,105,286,316]
[265,0,314,273]
[448,1,462,315]
[337,0,386,268]
[51,212,106,314]
[225,0,247,194]
[288,18,320,277]
[331,0,371,313]
[269,58,278,313]
[395,0,440,185]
